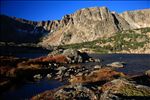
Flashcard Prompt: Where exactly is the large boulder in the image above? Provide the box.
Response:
[31,84,98,100]
[101,79,150,97]
[62,49,90,63]
[54,84,97,100]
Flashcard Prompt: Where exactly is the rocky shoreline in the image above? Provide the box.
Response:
[0,49,96,91]
[0,49,150,99]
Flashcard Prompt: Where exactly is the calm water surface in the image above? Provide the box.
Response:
[90,54,150,75]
[1,79,66,100]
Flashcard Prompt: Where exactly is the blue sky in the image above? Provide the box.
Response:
[0,0,150,21]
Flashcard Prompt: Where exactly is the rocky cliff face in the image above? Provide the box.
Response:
[39,7,150,46]
[1,7,150,45]
[120,9,150,29]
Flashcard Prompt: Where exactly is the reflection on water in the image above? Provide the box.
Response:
[1,79,66,100]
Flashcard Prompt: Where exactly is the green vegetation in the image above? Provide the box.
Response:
[141,27,150,33]
[120,84,150,96]
[61,27,150,53]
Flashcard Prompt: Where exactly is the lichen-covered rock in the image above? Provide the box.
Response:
[100,91,121,100]
[45,49,92,64]
[70,67,125,83]
[54,84,97,100]
[31,84,98,100]
[16,55,68,73]
[16,55,67,79]
[102,79,150,97]
[30,55,68,64]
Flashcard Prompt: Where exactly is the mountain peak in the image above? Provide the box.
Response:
[0,7,150,46]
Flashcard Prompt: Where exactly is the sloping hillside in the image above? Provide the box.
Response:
[62,27,150,54]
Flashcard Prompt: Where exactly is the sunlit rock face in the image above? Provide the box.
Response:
[40,7,150,46]
[1,7,150,45]
[120,9,150,29]
[40,7,129,46]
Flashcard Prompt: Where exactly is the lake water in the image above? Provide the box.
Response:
[0,53,150,100]
[90,54,150,75]
[0,46,50,58]
[1,79,66,100]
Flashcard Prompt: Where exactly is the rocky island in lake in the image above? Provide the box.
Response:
[0,2,150,100]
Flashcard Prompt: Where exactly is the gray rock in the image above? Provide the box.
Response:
[63,49,91,63]
[102,78,150,98]
[64,72,69,77]
[145,70,150,77]
[136,85,150,90]
[47,63,52,68]
[54,84,97,99]
[33,74,42,79]
[76,72,83,76]
[94,59,101,62]
[57,66,67,70]
[94,65,102,69]
[53,63,57,67]
[107,62,125,68]
[56,66,67,75]
[89,58,94,62]
[46,74,52,79]
[63,49,83,63]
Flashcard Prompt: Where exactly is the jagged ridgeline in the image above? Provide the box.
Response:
[0,7,150,47]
